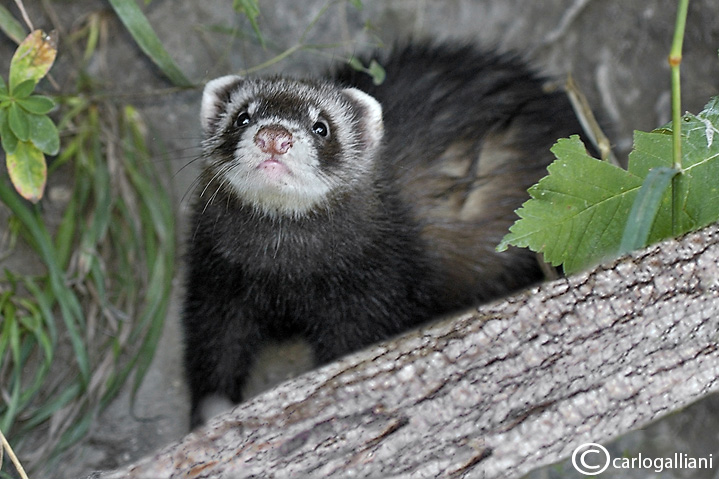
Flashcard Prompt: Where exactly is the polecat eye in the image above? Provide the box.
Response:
[235,111,251,128]
[312,120,329,138]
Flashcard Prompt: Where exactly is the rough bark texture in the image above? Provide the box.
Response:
[86,223,719,479]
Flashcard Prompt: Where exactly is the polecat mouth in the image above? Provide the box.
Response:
[257,158,292,181]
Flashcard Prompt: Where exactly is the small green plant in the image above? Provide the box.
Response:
[0,30,58,203]
[348,56,386,85]
[0,4,175,476]
[0,97,175,474]
[498,0,717,273]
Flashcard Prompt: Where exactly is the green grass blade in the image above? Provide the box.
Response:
[130,253,171,398]
[0,181,90,384]
[54,191,78,269]
[23,277,57,353]
[619,167,678,255]
[15,383,82,432]
[16,304,53,410]
[118,106,175,400]
[107,0,193,87]
[0,5,26,44]
[0,290,14,356]
[0,304,22,432]
[56,411,93,452]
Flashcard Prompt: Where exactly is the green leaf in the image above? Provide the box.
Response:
[28,113,60,155]
[0,5,27,44]
[348,56,364,71]
[9,30,58,91]
[17,94,55,114]
[626,130,675,243]
[368,60,386,86]
[10,78,36,98]
[619,166,678,255]
[0,75,8,96]
[348,57,386,85]
[670,98,719,232]
[500,96,719,273]
[497,135,643,273]
[107,0,192,87]
[629,99,719,242]
[6,140,47,203]
[0,107,19,153]
[8,101,30,140]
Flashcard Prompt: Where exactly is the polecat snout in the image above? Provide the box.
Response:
[183,43,585,428]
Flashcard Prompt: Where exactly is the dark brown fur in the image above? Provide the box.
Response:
[183,43,585,428]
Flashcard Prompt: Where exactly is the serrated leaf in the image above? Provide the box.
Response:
[17,94,54,114]
[8,101,30,141]
[500,97,719,274]
[6,140,47,203]
[28,113,60,155]
[497,135,643,273]
[9,30,58,91]
[107,0,192,87]
[629,97,719,243]
[0,107,18,153]
[671,98,719,231]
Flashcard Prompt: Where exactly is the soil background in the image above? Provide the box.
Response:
[1,1,719,478]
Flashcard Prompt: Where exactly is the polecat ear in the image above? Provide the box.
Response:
[201,75,244,135]
[342,88,384,152]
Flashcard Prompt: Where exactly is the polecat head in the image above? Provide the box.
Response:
[200,75,384,218]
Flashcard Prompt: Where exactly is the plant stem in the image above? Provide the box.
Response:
[240,43,304,75]
[669,0,689,236]
[1,428,30,479]
[13,0,34,32]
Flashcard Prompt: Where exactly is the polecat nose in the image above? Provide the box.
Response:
[255,126,294,155]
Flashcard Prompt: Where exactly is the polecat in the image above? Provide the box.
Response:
[183,43,585,428]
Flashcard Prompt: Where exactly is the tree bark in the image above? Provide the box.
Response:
[87,223,719,479]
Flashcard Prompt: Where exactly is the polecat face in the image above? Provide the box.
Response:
[200,75,384,218]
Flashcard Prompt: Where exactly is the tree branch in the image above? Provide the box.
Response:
[87,223,719,479]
